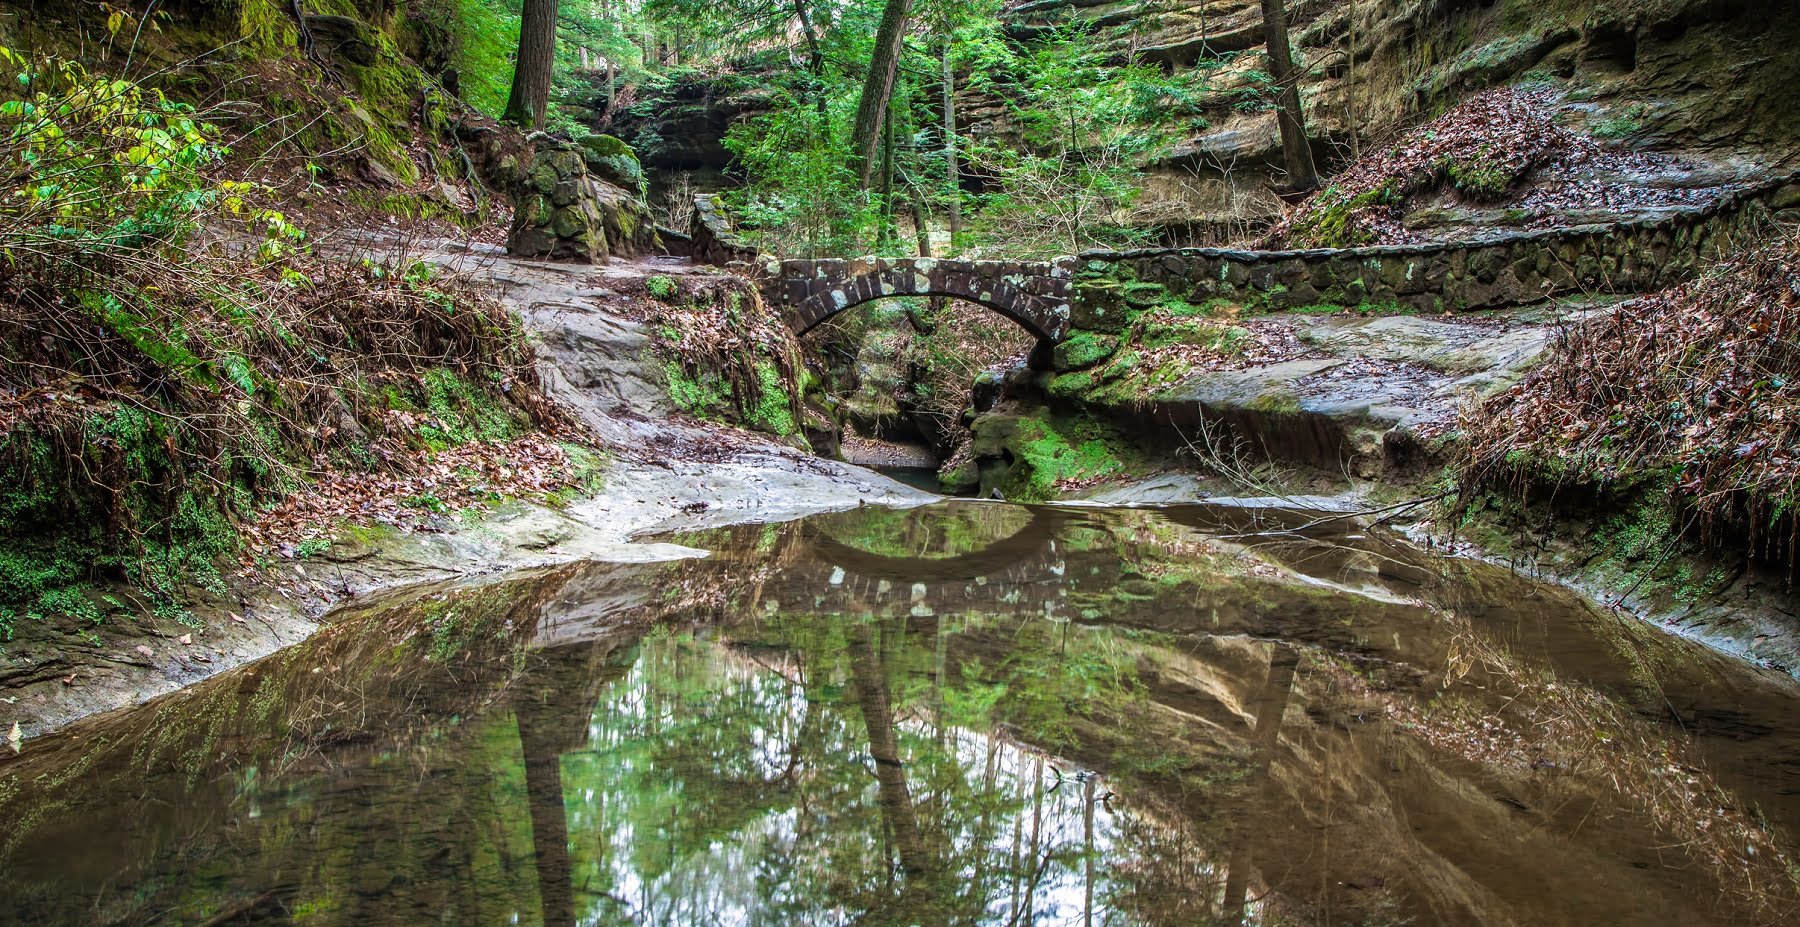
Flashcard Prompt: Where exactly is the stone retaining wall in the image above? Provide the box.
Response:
[1069,172,1800,326]
[689,194,760,266]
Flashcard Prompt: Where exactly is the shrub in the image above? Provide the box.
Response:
[0,58,563,635]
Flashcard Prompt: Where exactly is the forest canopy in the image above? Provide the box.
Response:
[454,0,1237,257]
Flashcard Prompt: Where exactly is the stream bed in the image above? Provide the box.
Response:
[3,501,1799,926]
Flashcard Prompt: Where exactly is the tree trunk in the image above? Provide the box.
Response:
[849,0,914,189]
[849,623,928,875]
[911,195,931,257]
[878,103,896,245]
[1259,0,1318,192]
[793,0,824,75]
[1347,0,1361,160]
[1222,644,1300,920]
[940,38,961,246]
[504,0,558,130]
[517,707,575,927]
[603,60,617,126]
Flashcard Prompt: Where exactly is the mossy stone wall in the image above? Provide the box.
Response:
[1071,172,1800,320]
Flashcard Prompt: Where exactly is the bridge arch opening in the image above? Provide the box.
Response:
[792,277,1057,342]
[797,290,1042,485]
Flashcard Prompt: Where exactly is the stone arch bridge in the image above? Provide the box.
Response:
[716,172,1799,350]
[765,257,1075,343]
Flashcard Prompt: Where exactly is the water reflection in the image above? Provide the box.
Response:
[561,629,1168,926]
[2,501,1799,926]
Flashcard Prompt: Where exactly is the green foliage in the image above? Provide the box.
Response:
[647,281,806,439]
[295,537,332,559]
[645,274,678,300]
[0,48,226,260]
[413,370,527,449]
[684,4,1203,258]
[724,89,877,257]
[446,0,522,117]
[959,21,1191,256]
[0,408,238,635]
[0,64,552,640]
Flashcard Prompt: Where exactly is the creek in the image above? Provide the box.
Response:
[3,500,1799,926]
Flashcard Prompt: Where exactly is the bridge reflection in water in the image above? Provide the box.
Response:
[4,502,1800,927]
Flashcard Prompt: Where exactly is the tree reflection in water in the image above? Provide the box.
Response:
[551,618,1228,927]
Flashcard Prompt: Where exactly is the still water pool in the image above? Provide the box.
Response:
[3,501,1799,926]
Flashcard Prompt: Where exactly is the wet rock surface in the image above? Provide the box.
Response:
[1041,307,1558,480]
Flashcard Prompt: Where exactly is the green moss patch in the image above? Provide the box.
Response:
[976,411,1145,502]
[1051,331,1120,372]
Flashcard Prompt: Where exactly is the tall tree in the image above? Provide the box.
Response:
[941,38,961,245]
[848,0,914,189]
[505,0,560,129]
[1259,0,1318,192]
[793,0,825,75]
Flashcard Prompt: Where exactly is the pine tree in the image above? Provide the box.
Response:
[848,0,914,189]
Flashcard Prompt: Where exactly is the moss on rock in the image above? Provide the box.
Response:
[1051,331,1121,372]
[968,410,1144,502]
[578,134,645,192]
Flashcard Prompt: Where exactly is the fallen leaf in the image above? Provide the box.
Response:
[134,644,154,658]
[179,633,192,646]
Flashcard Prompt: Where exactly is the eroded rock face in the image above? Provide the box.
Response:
[606,63,781,174]
[506,137,660,262]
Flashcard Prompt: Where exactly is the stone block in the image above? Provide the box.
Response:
[550,206,589,240]
[529,161,558,196]
[1467,245,1506,284]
